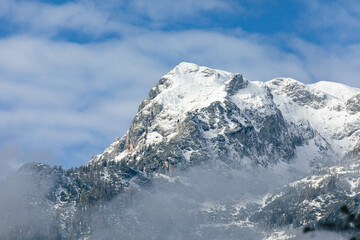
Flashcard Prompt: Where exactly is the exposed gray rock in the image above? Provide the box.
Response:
[284,81,327,109]
[225,74,248,96]
[268,78,328,109]
[346,93,360,114]
[348,140,360,157]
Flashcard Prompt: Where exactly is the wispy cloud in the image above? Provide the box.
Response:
[0,0,126,38]
[126,0,238,24]
[0,145,53,179]
[297,0,360,43]
[0,0,242,39]
[128,30,309,82]
[289,38,360,87]
[0,36,167,167]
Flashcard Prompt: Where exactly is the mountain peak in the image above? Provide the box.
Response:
[140,63,236,113]
[174,62,200,71]
[224,73,248,96]
[90,63,359,176]
[168,62,232,80]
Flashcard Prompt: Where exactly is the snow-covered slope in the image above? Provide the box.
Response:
[267,78,360,156]
[311,81,359,101]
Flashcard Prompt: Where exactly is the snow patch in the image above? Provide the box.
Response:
[146,131,163,145]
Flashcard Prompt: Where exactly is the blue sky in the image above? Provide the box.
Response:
[0,0,360,174]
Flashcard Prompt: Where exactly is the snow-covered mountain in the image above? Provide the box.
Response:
[1,62,360,239]
[90,62,359,175]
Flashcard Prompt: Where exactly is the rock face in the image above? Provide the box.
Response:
[2,62,360,239]
[346,93,360,114]
[225,73,248,96]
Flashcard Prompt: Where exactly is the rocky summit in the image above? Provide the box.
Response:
[1,63,360,239]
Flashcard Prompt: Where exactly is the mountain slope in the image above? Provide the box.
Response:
[90,62,359,176]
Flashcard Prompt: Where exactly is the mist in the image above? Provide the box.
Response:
[0,158,348,239]
[84,162,301,240]
[0,163,58,239]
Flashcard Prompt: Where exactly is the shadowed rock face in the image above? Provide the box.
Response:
[348,140,360,156]
[91,94,322,174]
[278,79,328,109]
[225,74,248,96]
[346,93,360,114]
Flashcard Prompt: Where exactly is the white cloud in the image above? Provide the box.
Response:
[298,0,360,42]
[0,36,168,166]
[0,146,22,179]
[0,0,244,38]
[1,0,127,37]
[121,30,310,83]
[128,0,238,23]
[289,38,360,87]
[0,145,54,179]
